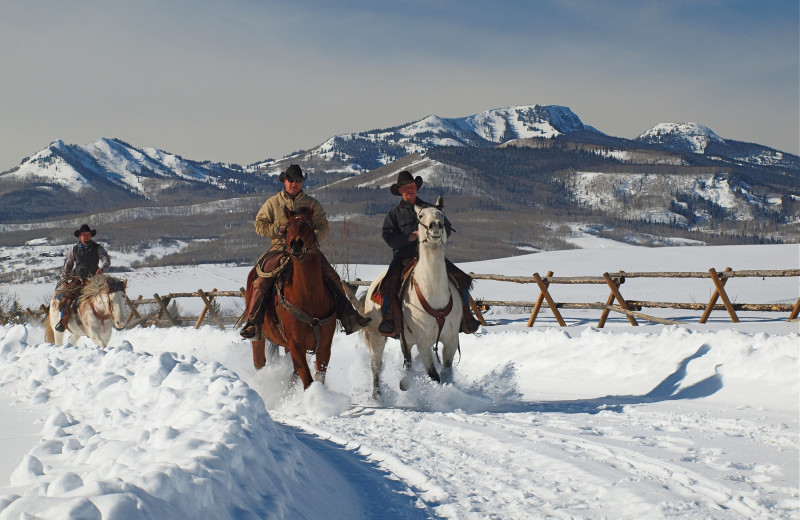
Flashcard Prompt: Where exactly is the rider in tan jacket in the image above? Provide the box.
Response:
[240,164,370,338]
[255,189,329,252]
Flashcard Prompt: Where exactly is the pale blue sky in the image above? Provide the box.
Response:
[1,0,797,169]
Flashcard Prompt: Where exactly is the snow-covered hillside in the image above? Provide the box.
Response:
[2,138,242,197]
[567,171,780,225]
[637,123,725,154]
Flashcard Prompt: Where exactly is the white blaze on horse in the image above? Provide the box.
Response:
[362,196,463,398]
[45,275,129,348]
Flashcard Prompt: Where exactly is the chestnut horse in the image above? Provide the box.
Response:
[248,207,337,389]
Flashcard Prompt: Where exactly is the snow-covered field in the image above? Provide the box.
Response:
[0,241,798,519]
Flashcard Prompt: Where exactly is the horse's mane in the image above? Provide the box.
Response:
[292,206,312,216]
[78,275,127,305]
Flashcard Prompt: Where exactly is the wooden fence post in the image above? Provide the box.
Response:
[123,295,142,329]
[700,267,731,323]
[532,272,567,326]
[597,274,627,328]
[789,296,800,321]
[601,272,638,326]
[706,267,739,323]
[153,293,177,327]
[527,271,553,327]
[197,289,225,330]
[234,287,248,329]
[469,294,487,326]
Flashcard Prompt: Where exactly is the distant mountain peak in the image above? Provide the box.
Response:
[636,122,725,154]
[266,104,597,173]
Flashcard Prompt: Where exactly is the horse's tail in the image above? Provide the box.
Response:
[44,307,55,344]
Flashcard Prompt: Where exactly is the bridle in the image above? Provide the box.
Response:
[416,212,444,244]
[285,217,317,262]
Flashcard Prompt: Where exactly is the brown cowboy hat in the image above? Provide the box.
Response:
[390,170,423,196]
[73,224,97,237]
[279,164,307,182]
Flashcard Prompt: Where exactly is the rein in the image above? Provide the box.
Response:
[411,275,453,354]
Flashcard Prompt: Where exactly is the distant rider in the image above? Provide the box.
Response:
[54,223,111,332]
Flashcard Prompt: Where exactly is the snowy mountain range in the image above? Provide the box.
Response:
[1,104,798,250]
[2,104,796,198]
[254,105,798,176]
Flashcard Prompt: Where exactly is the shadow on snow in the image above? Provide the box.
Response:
[489,344,722,415]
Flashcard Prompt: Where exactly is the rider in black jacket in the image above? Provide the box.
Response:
[378,171,480,336]
[54,224,111,332]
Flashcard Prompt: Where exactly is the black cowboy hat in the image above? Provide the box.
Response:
[279,164,307,182]
[390,170,423,196]
[73,224,97,237]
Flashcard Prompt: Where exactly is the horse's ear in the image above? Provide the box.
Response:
[284,207,292,219]
[435,195,444,211]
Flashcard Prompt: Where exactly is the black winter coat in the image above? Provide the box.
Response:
[381,197,452,259]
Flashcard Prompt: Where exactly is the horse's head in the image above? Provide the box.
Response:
[283,206,317,261]
[417,196,446,246]
[80,275,129,330]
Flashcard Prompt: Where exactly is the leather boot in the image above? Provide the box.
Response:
[461,302,481,333]
[240,278,271,339]
[54,311,68,332]
[54,297,71,332]
[334,291,371,335]
[378,317,394,335]
[377,289,396,336]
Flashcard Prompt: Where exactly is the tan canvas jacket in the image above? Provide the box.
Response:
[254,190,329,251]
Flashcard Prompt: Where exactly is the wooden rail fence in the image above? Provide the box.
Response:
[3,268,798,329]
[467,267,800,327]
[348,267,800,327]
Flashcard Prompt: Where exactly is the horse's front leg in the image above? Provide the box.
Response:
[252,339,267,369]
[314,346,331,385]
[439,335,460,384]
[417,341,441,383]
[288,347,314,389]
[367,332,387,399]
[398,337,419,392]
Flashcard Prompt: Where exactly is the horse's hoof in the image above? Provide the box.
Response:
[399,377,410,391]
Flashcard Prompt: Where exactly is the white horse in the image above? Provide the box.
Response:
[45,275,129,348]
[362,196,463,398]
